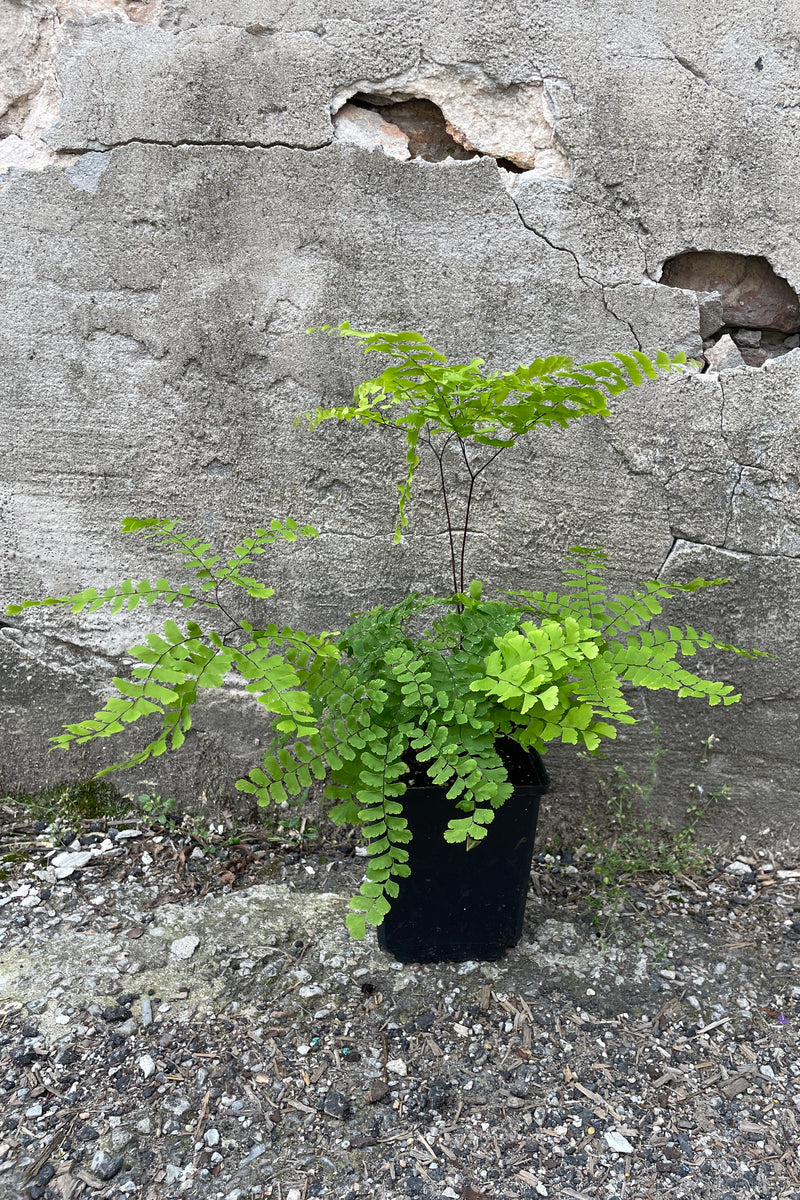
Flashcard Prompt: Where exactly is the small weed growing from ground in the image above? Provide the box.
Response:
[579,733,725,930]
[130,791,177,826]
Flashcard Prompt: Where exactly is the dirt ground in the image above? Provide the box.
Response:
[1,800,799,1200]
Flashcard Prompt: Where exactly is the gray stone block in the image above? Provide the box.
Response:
[698,291,725,339]
[704,334,746,373]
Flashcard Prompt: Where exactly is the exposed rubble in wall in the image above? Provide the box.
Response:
[331,63,571,181]
[661,251,800,372]
[0,0,161,177]
[334,95,526,173]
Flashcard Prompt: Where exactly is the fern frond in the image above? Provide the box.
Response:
[305,326,693,539]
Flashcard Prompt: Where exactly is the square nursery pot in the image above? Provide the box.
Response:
[377,739,549,963]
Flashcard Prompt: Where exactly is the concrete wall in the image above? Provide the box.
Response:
[1,0,798,835]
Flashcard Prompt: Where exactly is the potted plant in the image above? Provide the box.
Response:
[6,326,761,960]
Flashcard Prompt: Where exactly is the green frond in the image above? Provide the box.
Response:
[303,327,693,538]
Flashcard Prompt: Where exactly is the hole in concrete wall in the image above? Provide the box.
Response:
[661,250,800,370]
[331,66,571,180]
[340,94,523,171]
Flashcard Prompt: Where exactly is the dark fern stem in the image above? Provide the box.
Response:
[426,429,511,597]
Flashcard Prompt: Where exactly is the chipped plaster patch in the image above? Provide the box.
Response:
[661,251,800,370]
[331,62,571,180]
[64,146,109,191]
[333,103,410,162]
[0,0,162,178]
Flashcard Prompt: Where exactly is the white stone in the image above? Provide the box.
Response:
[386,1058,407,1076]
[605,1130,634,1154]
[332,62,570,177]
[333,103,410,161]
[725,860,752,875]
[51,850,92,871]
[170,935,200,960]
[138,1054,156,1079]
[204,1127,221,1146]
[297,984,324,999]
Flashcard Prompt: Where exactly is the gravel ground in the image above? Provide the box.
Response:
[1,802,799,1200]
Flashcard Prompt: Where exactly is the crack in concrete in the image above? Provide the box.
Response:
[722,462,746,549]
[651,43,737,100]
[658,535,800,571]
[63,136,335,153]
[713,375,783,558]
[506,191,599,284]
[505,190,650,351]
[601,287,643,351]
[0,627,126,687]
[664,46,709,85]
[717,375,730,454]
[657,536,680,577]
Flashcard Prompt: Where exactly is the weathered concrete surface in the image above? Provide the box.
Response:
[0,885,353,1034]
[1,0,799,833]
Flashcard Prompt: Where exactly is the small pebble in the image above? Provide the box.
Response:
[322,1091,350,1119]
[90,1150,124,1181]
[240,1143,266,1166]
[605,1130,634,1154]
[138,1054,156,1079]
[170,935,200,960]
[725,861,751,876]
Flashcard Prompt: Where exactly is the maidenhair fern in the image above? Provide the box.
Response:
[7,519,762,938]
[6,329,763,940]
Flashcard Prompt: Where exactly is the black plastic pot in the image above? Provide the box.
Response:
[377,739,549,963]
